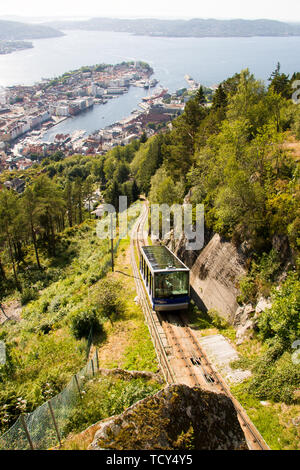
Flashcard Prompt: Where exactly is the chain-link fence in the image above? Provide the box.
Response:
[0,211,140,450]
[0,343,100,450]
[0,235,124,450]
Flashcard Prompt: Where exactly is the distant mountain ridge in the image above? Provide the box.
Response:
[44,17,300,37]
[0,19,64,40]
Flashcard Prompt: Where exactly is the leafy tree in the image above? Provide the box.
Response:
[33,175,66,256]
[149,167,184,205]
[130,136,164,194]
[140,131,147,143]
[96,278,123,324]
[0,189,21,290]
[258,273,300,345]
[22,187,42,269]
[227,68,267,137]
[83,175,94,213]
[104,180,121,211]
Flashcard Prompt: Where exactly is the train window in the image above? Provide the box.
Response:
[155,271,189,298]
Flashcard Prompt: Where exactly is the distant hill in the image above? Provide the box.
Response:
[0,19,64,40]
[44,17,300,37]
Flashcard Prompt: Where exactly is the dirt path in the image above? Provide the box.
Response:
[0,300,22,325]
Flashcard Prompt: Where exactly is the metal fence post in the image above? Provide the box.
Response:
[95,348,99,371]
[48,401,62,447]
[91,359,95,376]
[20,414,34,450]
[74,374,82,400]
[110,213,114,272]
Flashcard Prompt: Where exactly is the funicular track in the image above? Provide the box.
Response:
[130,204,269,451]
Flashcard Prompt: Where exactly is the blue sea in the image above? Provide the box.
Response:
[0,30,299,137]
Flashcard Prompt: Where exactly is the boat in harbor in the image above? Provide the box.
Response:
[184,74,199,90]
[142,88,168,102]
[143,78,159,88]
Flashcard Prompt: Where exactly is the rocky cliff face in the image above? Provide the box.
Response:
[89,384,247,450]
[170,233,247,323]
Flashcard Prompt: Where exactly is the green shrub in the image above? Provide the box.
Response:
[63,377,161,435]
[238,274,257,304]
[87,273,101,286]
[96,278,123,324]
[70,308,103,340]
[258,272,300,344]
[238,250,282,304]
[248,351,300,404]
[20,287,39,305]
[207,309,228,329]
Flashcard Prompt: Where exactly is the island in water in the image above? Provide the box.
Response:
[0,40,33,55]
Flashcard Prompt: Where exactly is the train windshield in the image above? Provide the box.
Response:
[155,271,189,298]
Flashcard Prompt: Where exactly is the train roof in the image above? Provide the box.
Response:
[141,245,189,272]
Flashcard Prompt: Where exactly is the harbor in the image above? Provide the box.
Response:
[0,59,215,171]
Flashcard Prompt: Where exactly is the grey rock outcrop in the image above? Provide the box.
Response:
[186,234,247,322]
[89,384,247,450]
[255,297,272,314]
[234,297,272,344]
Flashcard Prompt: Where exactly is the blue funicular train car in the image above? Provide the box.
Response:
[140,245,190,311]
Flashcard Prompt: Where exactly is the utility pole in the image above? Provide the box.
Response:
[110,213,114,272]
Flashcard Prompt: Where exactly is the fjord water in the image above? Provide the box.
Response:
[0,30,299,136]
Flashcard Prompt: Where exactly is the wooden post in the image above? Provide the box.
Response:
[48,401,61,447]
[20,414,34,450]
[110,213,114,272]
[74,374,82,400]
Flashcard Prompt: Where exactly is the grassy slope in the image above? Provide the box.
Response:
[0,205,159,436]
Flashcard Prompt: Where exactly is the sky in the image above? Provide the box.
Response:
[0,0,300,22]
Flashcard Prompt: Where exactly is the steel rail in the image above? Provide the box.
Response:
[175,313,270,451]
[130,203,269,451]
[130,205,176,384]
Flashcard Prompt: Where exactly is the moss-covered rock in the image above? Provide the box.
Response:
[89,384,247,450]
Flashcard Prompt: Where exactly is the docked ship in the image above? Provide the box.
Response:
[142,88,168,102]
[184,74,199,90]
[143,78,159,89]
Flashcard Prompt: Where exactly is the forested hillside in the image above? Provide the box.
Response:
[0,19,64,40]
[102,64,300,430]
[0,64,299,447]
[45,17,300,38]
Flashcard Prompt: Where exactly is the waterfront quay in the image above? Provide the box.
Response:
[0,66,207,176]
[0,61,154,171]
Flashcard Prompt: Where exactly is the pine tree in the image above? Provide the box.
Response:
[268,62,291,99]
[23,187,42,270]
[131,180,140,202]
[212,84,227,110]
[0,189,21,291]
[196,86,206,105]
